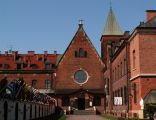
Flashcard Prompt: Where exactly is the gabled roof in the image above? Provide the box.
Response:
[138,16,156,28]
[103,7,123,35]
[57,23,105,67]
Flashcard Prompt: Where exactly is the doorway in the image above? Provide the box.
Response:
[78,97,85,110]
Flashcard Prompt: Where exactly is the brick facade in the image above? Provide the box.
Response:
[102,10,156,119]
[55,24,105,113]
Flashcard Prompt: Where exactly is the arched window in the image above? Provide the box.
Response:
[79,48,85,57]
[74,48,87,58]
[75,51,78,57]
[133,50,136,69]
[133,83,137,103]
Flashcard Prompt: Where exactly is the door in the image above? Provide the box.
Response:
[78,97,85,110]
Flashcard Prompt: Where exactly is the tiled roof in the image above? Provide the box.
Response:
[139,16,156,27]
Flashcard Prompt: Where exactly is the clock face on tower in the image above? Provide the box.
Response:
[74,69,88,84]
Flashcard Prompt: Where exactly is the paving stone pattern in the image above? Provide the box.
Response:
[66,115,107,120]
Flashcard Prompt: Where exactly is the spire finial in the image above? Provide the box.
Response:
[79,19,83,25]
[110,0,112,9]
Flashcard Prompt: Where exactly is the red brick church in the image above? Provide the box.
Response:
[0,8,156,119]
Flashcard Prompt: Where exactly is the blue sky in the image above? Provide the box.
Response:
[0,0,156,55]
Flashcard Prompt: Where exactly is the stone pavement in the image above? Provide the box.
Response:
[66,115,107,120]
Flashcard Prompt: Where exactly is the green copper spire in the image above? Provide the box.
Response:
[103,7,123,35]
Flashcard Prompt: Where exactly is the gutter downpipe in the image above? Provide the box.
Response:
[126,41,130,118]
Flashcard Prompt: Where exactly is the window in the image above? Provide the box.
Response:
[133,83,137,103]
[75,51,78,57]
[133,50,136,69]
[120,62,122,77]
[115,67,116,81]
[121,87,123,97]
[30,64,38,69]
[124,86,127,105]
[3,64,10,69]
[45,63,51,70]
[74,70,88,84]
[32,80,37,88]
[93,96,101,106]
[62,96,70,106]
[74,48,87,58]
[17,64,22,70]
[124,59,127,75]
[121,87,123,105]
[45,80,51,89]
[118,65,119,79]
[51,64,56,68]
[79,48,85,57]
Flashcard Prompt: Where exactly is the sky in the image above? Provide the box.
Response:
[0,0,156,55]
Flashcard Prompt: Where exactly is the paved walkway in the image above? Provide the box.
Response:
[66,115,107,120]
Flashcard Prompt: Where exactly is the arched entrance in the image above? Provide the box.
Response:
[4,101,8,120]
[77,93,85,110]
[144,90,156,119]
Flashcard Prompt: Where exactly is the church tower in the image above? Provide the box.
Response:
[100,7,123,65]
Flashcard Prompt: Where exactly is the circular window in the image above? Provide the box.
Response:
[74,70,88,84]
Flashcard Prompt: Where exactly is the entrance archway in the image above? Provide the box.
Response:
[144,90,156,119]
[78,97,85,110]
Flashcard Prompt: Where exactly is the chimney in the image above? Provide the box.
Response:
[5,51,8,56]
[44,51,48,55]
[28,51,35,56]
[146,10,156,21]
[124,31,130,37]
[54,51,57,54]
[12,51,18,61]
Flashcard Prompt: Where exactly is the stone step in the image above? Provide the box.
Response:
[73,110,95,115]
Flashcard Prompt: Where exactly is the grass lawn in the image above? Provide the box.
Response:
[58,115,66,120]
[101,114,118,120]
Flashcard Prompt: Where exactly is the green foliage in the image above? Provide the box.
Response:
[58,115,66,120]
[101,114,118,120]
